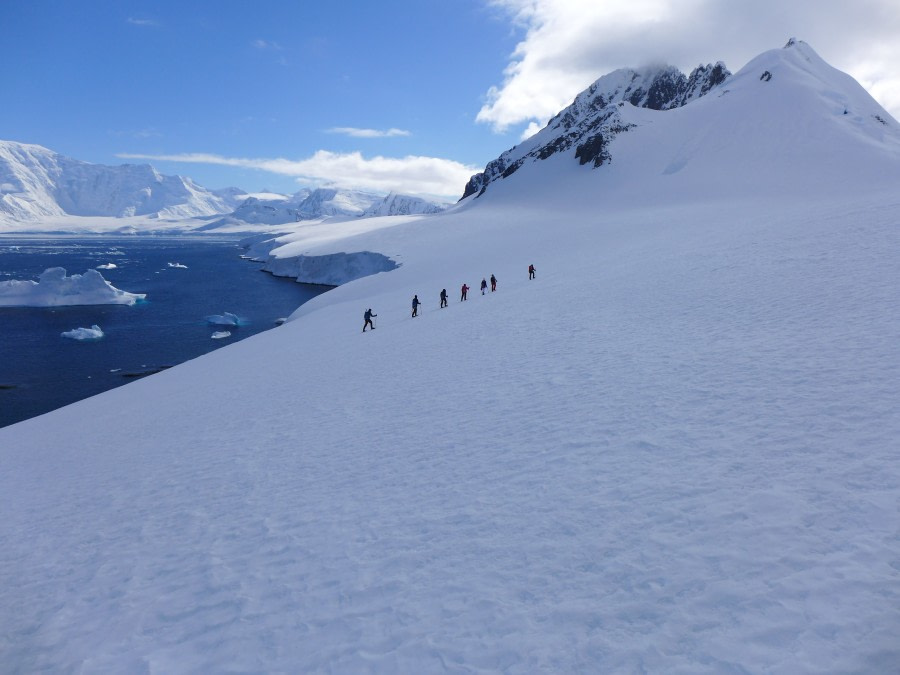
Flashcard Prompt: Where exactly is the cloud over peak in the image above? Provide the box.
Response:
[479,0,900,132]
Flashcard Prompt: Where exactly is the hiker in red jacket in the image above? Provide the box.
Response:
[528,264,535,280]
[461,283,469,301]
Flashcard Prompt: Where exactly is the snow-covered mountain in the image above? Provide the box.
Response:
[0,141,239,222]
[462,61,730,198]
[296,187,382,219]
[203,187,448,230]
[462,38,899,200]
[225,190,311,225]
[2,41,900,673]
[361,191,447,217]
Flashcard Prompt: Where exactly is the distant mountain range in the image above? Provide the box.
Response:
[0,140,448,227]
[0,141,240,221]
[198,188,447,231]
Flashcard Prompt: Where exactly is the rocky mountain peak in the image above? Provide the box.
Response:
[461,61,731,200]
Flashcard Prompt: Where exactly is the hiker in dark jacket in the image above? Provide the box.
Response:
[480,278,487,295]
[440,288,448,308]
[412,294,420,317]
[363,308,376,332]
[490,274,497,292]
[529,264,535,280]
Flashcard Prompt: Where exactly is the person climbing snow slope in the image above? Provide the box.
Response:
[363,308,376,332]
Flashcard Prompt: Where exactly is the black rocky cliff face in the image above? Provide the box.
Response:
[462,62,730,200]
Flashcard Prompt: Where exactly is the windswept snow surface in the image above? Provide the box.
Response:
[0,267,146,306]
[1,42,899,672]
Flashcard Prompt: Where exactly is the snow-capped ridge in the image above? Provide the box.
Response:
[361,192,447,217]
[462,60,731,199]
[462,39,900,202]
[0,140,236,223]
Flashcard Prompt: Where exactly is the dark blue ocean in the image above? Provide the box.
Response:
[0,236,329,429]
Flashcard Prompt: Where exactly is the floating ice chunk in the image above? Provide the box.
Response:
[61,325,104,341]
[96,263,117,270]
[167,262,188,269]
[0,267,146,307]
[207,312,240,326]
[211,331,232,339]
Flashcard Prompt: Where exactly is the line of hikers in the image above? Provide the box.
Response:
[364,264,535,331]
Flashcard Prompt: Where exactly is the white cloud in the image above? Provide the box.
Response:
[127,17,160,27]
[520,121,543,141]
[326,127,412,138]
[116,151,477,199]
[480,0,900,132]
[252,39,283,50]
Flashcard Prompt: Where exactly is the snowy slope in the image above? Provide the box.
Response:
[1,41,899,672]
[0,140,237,223]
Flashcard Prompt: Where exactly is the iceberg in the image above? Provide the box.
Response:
[96,263,117,270]
[206,312,240,326]
[61,325,104,341]
[0,268,146,307]
[211,331,232,339]
[167,262,188,269]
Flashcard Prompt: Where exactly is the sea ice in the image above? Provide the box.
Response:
[0,267,146,307]
[61,325,104,341]
[207,312,240,326]
[211,331,232,339]
[168,262,188,269]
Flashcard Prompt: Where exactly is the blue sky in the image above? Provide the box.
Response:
[5,0,900,199]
